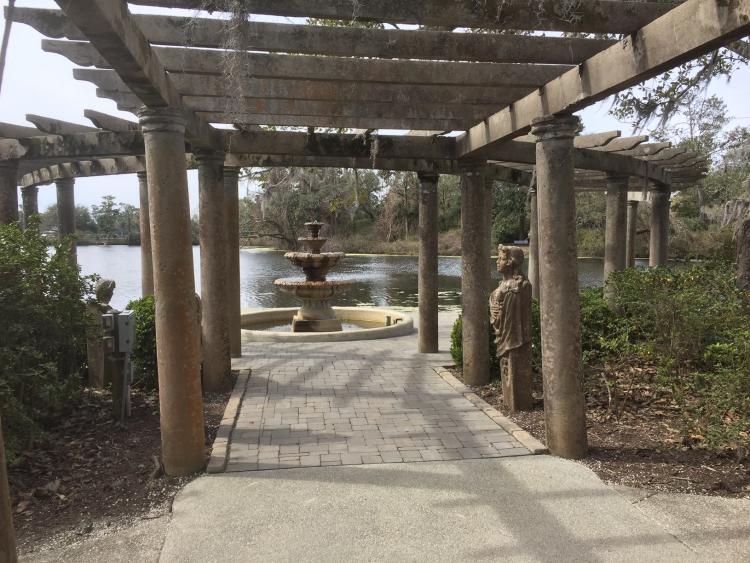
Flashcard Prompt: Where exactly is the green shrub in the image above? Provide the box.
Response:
[0,223,93,461]
[125,295,158,389]
[578,288,631,364]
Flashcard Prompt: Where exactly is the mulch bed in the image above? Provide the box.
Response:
[9,382,233,553]
[450,367,750,499]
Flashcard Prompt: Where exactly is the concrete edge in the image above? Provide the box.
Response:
[433,367,549,455]
[206,368,251,474]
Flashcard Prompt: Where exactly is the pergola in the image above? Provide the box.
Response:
[0,0,747,477]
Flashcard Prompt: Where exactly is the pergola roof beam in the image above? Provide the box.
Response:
[51,0,220,149]
[75,68,535,106]
[83,109,140,132]
[13,7,617,65]
[44,40,574,87]
[457,0,750,159]
[128,0,675,34]
[25,114,99,134]
[0,122,44,138]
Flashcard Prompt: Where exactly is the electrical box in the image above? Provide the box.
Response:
[117,310,136,354]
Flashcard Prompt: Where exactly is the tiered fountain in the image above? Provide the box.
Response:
[274,222,352,332]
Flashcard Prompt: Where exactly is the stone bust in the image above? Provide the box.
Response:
[489,245,533,411]
[86,278,117,389]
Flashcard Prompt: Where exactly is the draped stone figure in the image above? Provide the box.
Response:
[489,245,534,412]
[86,279,117,388]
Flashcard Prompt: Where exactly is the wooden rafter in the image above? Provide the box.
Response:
[457,0,750,159]
[127,0,675,34]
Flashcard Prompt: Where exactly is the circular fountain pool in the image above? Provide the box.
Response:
[241,307,413,342]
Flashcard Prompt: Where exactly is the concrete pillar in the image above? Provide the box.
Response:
[224,167,242,358]
[626,200,639,268]
[0,160,19,224]
[21,186,39,230]
[56,177,77,264]
[527,186,540,300]
[417,171,439,353]
[0,416,17,563]
[139,107,205,477]
[603,174,628,305]
[531,114,588,459]
[197,150,232,392]
[649,188,670,267]
[137,171,154,296]
[460,162,491,386]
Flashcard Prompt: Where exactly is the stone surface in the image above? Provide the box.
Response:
[0,160,19,225]
[55,177,77,264]
[161,457,712,562]
[137,171,154,296]
[223,167,242,357]
[417,171,439,353]
[532,114,588,459]
[603,174,627,305]
[489,245,533,412]
[650,189,670,267]
[626,200,639,268]
[225,312,529,472]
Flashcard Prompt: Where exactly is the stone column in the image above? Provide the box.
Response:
[137,171,154,296]
[532,114,588,459]
[197,150,232,392]
[0,415,17,563]
[139,107,204,477]
[21,186,39,230]
[417,171,439,353]
[224,167,242,358]
[460,162,491,386]
[0,160,19,224]
[56,177,77,264]
[626,200,639,268]
[649,188,670,267]
[527,186,540,300]
[603,174,628,305]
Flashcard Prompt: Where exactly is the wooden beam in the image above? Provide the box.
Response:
[457,0,750,159]
[128,0,675,34]
[83,109,139,132]
[16,131,145,160]
[51,0,220,149]
[12,7,616,64]
[25,114,99,134]
[516,130,621,149]
[75,68,534,106]
[44,40,573,87]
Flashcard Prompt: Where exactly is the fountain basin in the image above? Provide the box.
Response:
[241,307,413,342]
[282,252,346,281]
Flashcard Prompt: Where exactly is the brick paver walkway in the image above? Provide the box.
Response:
[224,325,532,472]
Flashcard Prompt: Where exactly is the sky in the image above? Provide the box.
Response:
[1,1,749,213]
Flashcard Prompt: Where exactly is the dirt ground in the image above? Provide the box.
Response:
[452,368,749,499]
[9,383,232,554]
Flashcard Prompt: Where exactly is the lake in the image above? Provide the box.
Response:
[76,245,636,310]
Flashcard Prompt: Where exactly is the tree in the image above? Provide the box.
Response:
[91,195,121,240]
[38,204,97,234]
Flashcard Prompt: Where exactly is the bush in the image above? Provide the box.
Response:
[0,223,93,461]
[448,311,503,376]
[125,295,158,389]
[609,263,750,449]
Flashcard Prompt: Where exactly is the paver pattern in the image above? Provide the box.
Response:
[226,331,531,471]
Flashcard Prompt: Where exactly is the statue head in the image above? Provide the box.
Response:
[94,279,116,304]
[497,245,524,276]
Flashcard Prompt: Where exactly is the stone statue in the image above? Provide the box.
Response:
[86,279,117,388]
[489,245,534,412]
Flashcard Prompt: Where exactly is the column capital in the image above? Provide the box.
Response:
[136,170,148,181]
[223,166,241,179]
[54,177,75,188]
[416,170,440,183]
[0,159,19,172]
[194,149,225,165]
[530,114,580,142]
[457,160,486,175]
[138,107,186,134]
[627,199,640,207]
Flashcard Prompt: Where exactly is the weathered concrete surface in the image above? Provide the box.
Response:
[603,174,628,305]
[21,186,39,228]
[532,115,587,459]
[418,171,439,353]
[160,457,720,562]
[0,160,19,225]
[649,189,670,267]
[223,167,242,358]
[56,177,77,265]
[626,200,639,268]
[137,171,154,296]
[527,187,540,299]
[139,107,204,477]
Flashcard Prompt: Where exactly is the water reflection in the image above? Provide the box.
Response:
[76,245,628,311]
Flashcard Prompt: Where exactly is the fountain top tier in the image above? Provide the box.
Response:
[283,221,345,282]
